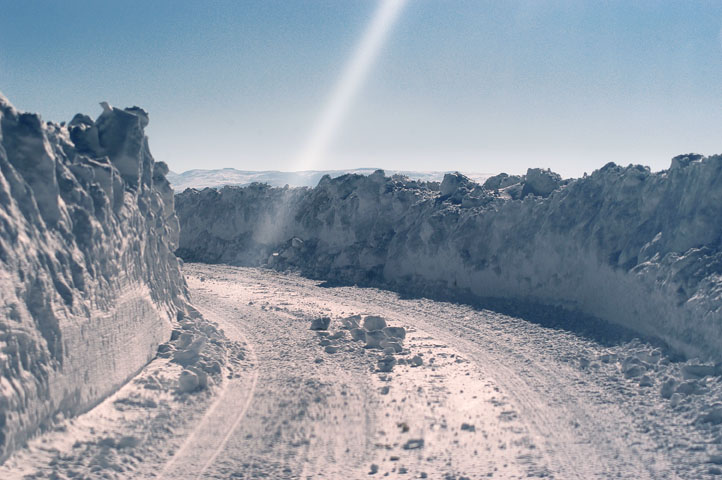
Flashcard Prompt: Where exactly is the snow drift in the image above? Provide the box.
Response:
[0,94,186,461]
[176,157,722,360]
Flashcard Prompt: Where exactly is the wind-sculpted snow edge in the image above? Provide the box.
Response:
[176,155,722,361]
[0,94,187,461]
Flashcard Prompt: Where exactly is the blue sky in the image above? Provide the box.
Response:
[1,0,720,177]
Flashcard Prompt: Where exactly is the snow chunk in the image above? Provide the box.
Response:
[377,355,397,373]
[310,317,331,330]
[383,326,406,340]
[402,438,425,450]
[440,172,471,196]
[521,168,562,198]
[350,328,366,341]
[179,370,200,393]
[363,315,387,331]
[364,330,386,349]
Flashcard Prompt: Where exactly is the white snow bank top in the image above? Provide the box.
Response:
[0,93,186,462]
[176,155,722,360]
[166,167,493,191]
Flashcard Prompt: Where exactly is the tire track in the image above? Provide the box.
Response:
[158,307,259,480]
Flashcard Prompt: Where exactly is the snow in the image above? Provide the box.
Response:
[309,316,331,330]
[181,264,722,479]
[6,263,722,478]
[5,88,722,478]
[167,167,492,191]
[0,94,186,461]
[175,157,722,361]
[0,306,246,479]
[170,264,557,478]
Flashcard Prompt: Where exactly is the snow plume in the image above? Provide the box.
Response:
[176,159,722,361]
[0,93,186,461]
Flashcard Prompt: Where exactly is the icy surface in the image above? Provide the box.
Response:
[176,158,722,360]
[167,167,492,191]
[0,93,186,461]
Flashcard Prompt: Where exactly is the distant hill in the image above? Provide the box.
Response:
[167,167,493,191]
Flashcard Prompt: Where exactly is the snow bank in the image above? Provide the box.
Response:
[175,156,722,361]
[167,167,491,191]
[0,94,186,461]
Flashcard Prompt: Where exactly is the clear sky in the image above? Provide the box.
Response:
[1,0,720,178]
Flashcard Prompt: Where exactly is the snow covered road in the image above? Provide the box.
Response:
[7,262,721,479]
[160,280,377,479]
[169,263,718,479]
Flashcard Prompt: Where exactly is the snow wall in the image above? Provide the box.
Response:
[0,94,186,461]
[176,156,722,361]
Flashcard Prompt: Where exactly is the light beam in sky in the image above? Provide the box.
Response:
[295,0,409,170]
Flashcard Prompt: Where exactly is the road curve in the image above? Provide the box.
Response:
[164,263,686,479]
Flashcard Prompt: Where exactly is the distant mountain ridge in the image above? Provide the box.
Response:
[167,167,493,191]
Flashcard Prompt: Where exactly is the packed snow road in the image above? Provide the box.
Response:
[6,263,722,478]
[165,263,718,479]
